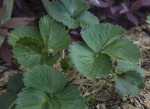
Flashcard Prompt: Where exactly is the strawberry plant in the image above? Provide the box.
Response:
[0,0,146,109]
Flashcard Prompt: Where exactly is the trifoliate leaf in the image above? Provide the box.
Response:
[69,42,112,78]
[16,65,87,109]
[60,58,71,72]
[103,39,141,64]
[9,16,70,68]
[7,73,24,91]
[8,26,41,46]
[114,71,145,95]
[39,16,70,51]
[49,0,99,29]
[0,91,17,109]
[24,65,67,94]
[81,23,125,53]
[117,61,146,77]
[14,37,59,68]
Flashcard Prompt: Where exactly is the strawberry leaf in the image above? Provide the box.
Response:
[13,37,59,68]
[103,39,141,64]
[16,65,87,109]
[8,26,41,46]
[117,61,146,77]
[0,91,17,109]
[114,71,145,95]
[69,42,112,78]
[49,0,99,29]
[7,73,24,91]
[39,16,70,51]
[81,23,125,53]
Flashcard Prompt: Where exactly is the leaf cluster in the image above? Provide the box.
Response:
[0,0,146,108]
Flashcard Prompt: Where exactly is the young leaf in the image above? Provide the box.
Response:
[49,0,99,29]
[69,42,112,78]
[117,61,146,77]
[16,65,87,109]
[9,16,69,68]
[114,71,145,95]
[8,26,41,46]
[0,91,17,109]
[7,73,24,91]
[81,23,125,53]
[39,16,70,51]
[60,58,72,72]
[103,39,141,64]
[14,37,59,68]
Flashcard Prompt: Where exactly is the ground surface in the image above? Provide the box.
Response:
[0,24,150,109]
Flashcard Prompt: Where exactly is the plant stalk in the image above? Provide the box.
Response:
[8,99,16,109]
[62,50,65,59]
[68,73,80,81]
[72,74,116,88]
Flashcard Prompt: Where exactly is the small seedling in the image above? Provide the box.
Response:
[0,0,146,109]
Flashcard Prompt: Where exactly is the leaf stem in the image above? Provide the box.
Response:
[72,73,116,88]
[68,73,80,81]
[62,50,65,59]
[8,99,16,109]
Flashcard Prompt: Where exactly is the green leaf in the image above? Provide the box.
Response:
[0,34,5,46]
[8,26,41,46]
[14,37,59,68]
[69,42,112,78]
[60,58,72,72]
[1,0,14,23]
[56,85,88,109]
[39,16,70,51]
[24,65,67,94]
[7,73,24,91]
[117,61,146,77]
[49,0,99,29]
[103,39,141,64]
[16,88,61,109]
[81,23,125,53]
[79,11,99,28]
[16,65,87,109]
[0,91,17,109]
[146,15,150,24]
[114,71,145,95]
[62,0,89,17]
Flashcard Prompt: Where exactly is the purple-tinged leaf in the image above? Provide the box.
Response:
[98,0,115,8]
[110,6,122,14]
[141,0,150,6]
[120,3,129,14]
[126,12,139,26]
[130,0,142,12]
